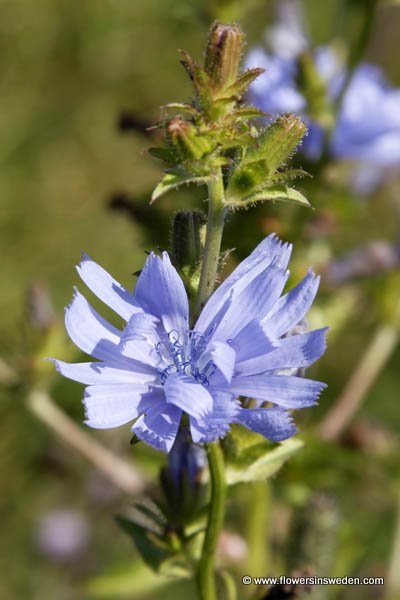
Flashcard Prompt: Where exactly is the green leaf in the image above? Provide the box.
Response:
[116,513,170,571]
[148,147,177,163]
[228,185,311,208]
[225,68,265,98]
[225,435,304,485]
[179,50,212,109]
[269,169,311,184]
[161,103,199,116]
[226,106,270,120]
[151,172,210,203]
[85,561,195,599]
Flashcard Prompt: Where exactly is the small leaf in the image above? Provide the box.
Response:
[227,107,270,120]
[224,67,265,98]
[225,436,304,485]
[228,185,311,208]
[85,561,195,599]
[161,103,199,116]
[148,147,177,163]
[116,513,169,571]
[151,172,210,203]
[179,50,212,108]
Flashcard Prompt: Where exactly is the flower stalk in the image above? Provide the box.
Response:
[193,166,227,321]
[197,441,227,600]
[194,164,228,599]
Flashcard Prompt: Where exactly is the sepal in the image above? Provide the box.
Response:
[151,171,211,203]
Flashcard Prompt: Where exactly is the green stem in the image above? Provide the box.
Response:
[193,167,227,322]
[193,166,228,598]
[245,481,271,582]
[197,442,226,600]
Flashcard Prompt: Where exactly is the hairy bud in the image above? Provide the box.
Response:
[171,210,206,273]
[166,117,212,162]
[204,22,244,93]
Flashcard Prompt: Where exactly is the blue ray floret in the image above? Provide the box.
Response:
[50,235,327,452]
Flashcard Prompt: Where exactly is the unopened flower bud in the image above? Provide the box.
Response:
[171,210,206,274]
[160,429,206,527]
[256,114,307,173]
[204,22,244,93]
[166,117,212,162]
[227,114,306,200]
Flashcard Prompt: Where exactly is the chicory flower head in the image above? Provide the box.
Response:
[50,235,327,452]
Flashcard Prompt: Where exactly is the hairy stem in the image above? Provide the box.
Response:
[193,167,227,321]
[193,167,228,598]
[197,441,226,600]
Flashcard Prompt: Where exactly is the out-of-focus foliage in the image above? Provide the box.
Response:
[1,0,400,599]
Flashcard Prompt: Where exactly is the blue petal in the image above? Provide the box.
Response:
[229,374,327,408]
[164,373,214,419]
[121,313,160,343]
[134,252,189,334]
[195,234,292,334]
[262,269,320,339]
[77,253,140,321]
[235,407,297,442]
[50,359,156,385]
[230,320,276,363]
[190,391,241,443]
[199,340,236,384]
[118,313,161,366]
[118,338,160,367]
[132,402,182,452]
[64,288,122,362]
[236,328,328,376]
[211,261,289,341]
[83,383,155,429]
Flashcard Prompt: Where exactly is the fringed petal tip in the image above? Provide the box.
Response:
[131,404,182,453]
[236,406,298,442]
[131,423,176,453]
[64,285,79,313]
[190,421,232,444]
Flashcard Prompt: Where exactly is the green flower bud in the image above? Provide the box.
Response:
[226,114,307,201]
[171,210,206,274]
[166,117,212,162]
[254,114,307,173]
[204,22,244,94]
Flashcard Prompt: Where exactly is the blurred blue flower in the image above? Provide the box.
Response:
[50,235,327,452]
[246,44,400,182]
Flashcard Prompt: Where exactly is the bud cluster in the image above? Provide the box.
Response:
[150,22,310,209]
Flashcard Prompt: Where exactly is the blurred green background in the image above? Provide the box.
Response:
[1,0,400,598]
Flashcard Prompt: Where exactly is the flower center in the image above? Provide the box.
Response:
[155,330,216,386]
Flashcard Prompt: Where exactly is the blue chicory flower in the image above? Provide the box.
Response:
[50,235,327,452]
[246,45,400,174]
